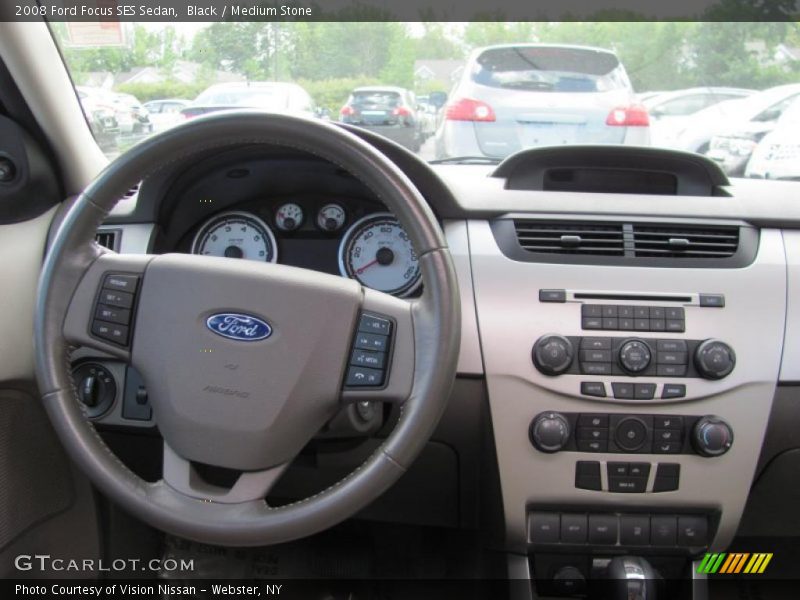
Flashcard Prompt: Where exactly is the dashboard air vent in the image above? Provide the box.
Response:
[95,230,119,251]
[121,183,140,200]
[513,220,625,256]
[632,224,739,258]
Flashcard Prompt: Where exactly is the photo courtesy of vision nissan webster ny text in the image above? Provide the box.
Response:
[15,584,282,597]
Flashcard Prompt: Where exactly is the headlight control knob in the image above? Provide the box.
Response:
[71,363,116,418]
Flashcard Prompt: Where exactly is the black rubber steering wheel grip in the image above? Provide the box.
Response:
[34,112,460,546]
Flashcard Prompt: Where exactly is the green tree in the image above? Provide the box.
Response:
[190,22,269,78]
[289,22,410,81]
[463,22,537,48]
[413,23,463,59]
[684,22,795,89]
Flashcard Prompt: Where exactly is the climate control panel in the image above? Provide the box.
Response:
[532,335,735,381]
[530,411,733,457]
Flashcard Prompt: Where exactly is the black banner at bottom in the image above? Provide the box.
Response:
[5,578,800,600]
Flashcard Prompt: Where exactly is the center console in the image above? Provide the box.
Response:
[467,218,786,596]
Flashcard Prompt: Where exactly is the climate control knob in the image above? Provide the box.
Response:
[530,412,571,453]
[692,416,733,457]
[532,335,574,376]
[618,339,652,374]
[694,339,736,379]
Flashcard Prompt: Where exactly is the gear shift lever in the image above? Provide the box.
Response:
[605,556,661,600]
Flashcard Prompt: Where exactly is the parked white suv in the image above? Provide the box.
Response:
[434,44,649,160]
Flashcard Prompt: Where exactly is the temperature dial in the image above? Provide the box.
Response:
[317,203,346,232]
[692,416,733,457]
[275,203,304,231]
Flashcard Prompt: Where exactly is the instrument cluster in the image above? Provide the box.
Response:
[188,198,421,297]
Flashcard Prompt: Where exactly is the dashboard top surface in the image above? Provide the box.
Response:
[107,152,800,229]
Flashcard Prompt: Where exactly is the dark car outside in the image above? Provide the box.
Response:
[339,86,423,152]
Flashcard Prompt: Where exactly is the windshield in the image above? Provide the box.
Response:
[52,21,800,179]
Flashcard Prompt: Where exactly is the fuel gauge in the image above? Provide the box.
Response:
[317,203,346,232]
[275,203,304,231]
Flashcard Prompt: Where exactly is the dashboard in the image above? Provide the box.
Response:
[73,136,800,597]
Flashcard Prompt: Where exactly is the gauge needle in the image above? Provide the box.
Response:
[356,259,379,274]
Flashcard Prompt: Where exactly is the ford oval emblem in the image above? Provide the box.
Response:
[206,313,272,342]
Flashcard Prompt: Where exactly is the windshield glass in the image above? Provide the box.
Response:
[51,21,800,180]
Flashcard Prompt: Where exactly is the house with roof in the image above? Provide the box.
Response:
[413,59,464,90]
[112,60,245,87]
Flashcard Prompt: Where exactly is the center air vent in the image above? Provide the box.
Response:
[513,221,625,256]
[498,219,756,267]
[632,225,739,258]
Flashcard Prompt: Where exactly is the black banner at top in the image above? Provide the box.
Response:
[2,0,799,22]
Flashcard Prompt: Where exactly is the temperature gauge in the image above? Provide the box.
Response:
[275,203,304,231]
[317,203,346,232]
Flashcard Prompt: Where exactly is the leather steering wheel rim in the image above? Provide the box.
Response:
[34,112,460,546]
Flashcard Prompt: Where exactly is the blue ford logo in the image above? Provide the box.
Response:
[206,313,272,342]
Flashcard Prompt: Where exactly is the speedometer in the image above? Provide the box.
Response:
[191,211,277,262]
[338,213,421,297]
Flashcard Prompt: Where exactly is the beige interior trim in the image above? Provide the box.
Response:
[0,19,106,194]
[0,206,58,382]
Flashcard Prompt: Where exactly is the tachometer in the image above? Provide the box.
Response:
[338,213,421,297]
[191,211,277,262]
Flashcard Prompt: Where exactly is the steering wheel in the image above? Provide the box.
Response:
[34,112,460,546]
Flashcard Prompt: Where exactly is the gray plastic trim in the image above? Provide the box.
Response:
[468,219,786,554]
[508,554,534,600]
[433,164,800,229]
[444,219,484,376]
[692,562,709,600]
[162,443,288,504]
[779,230,800,382]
